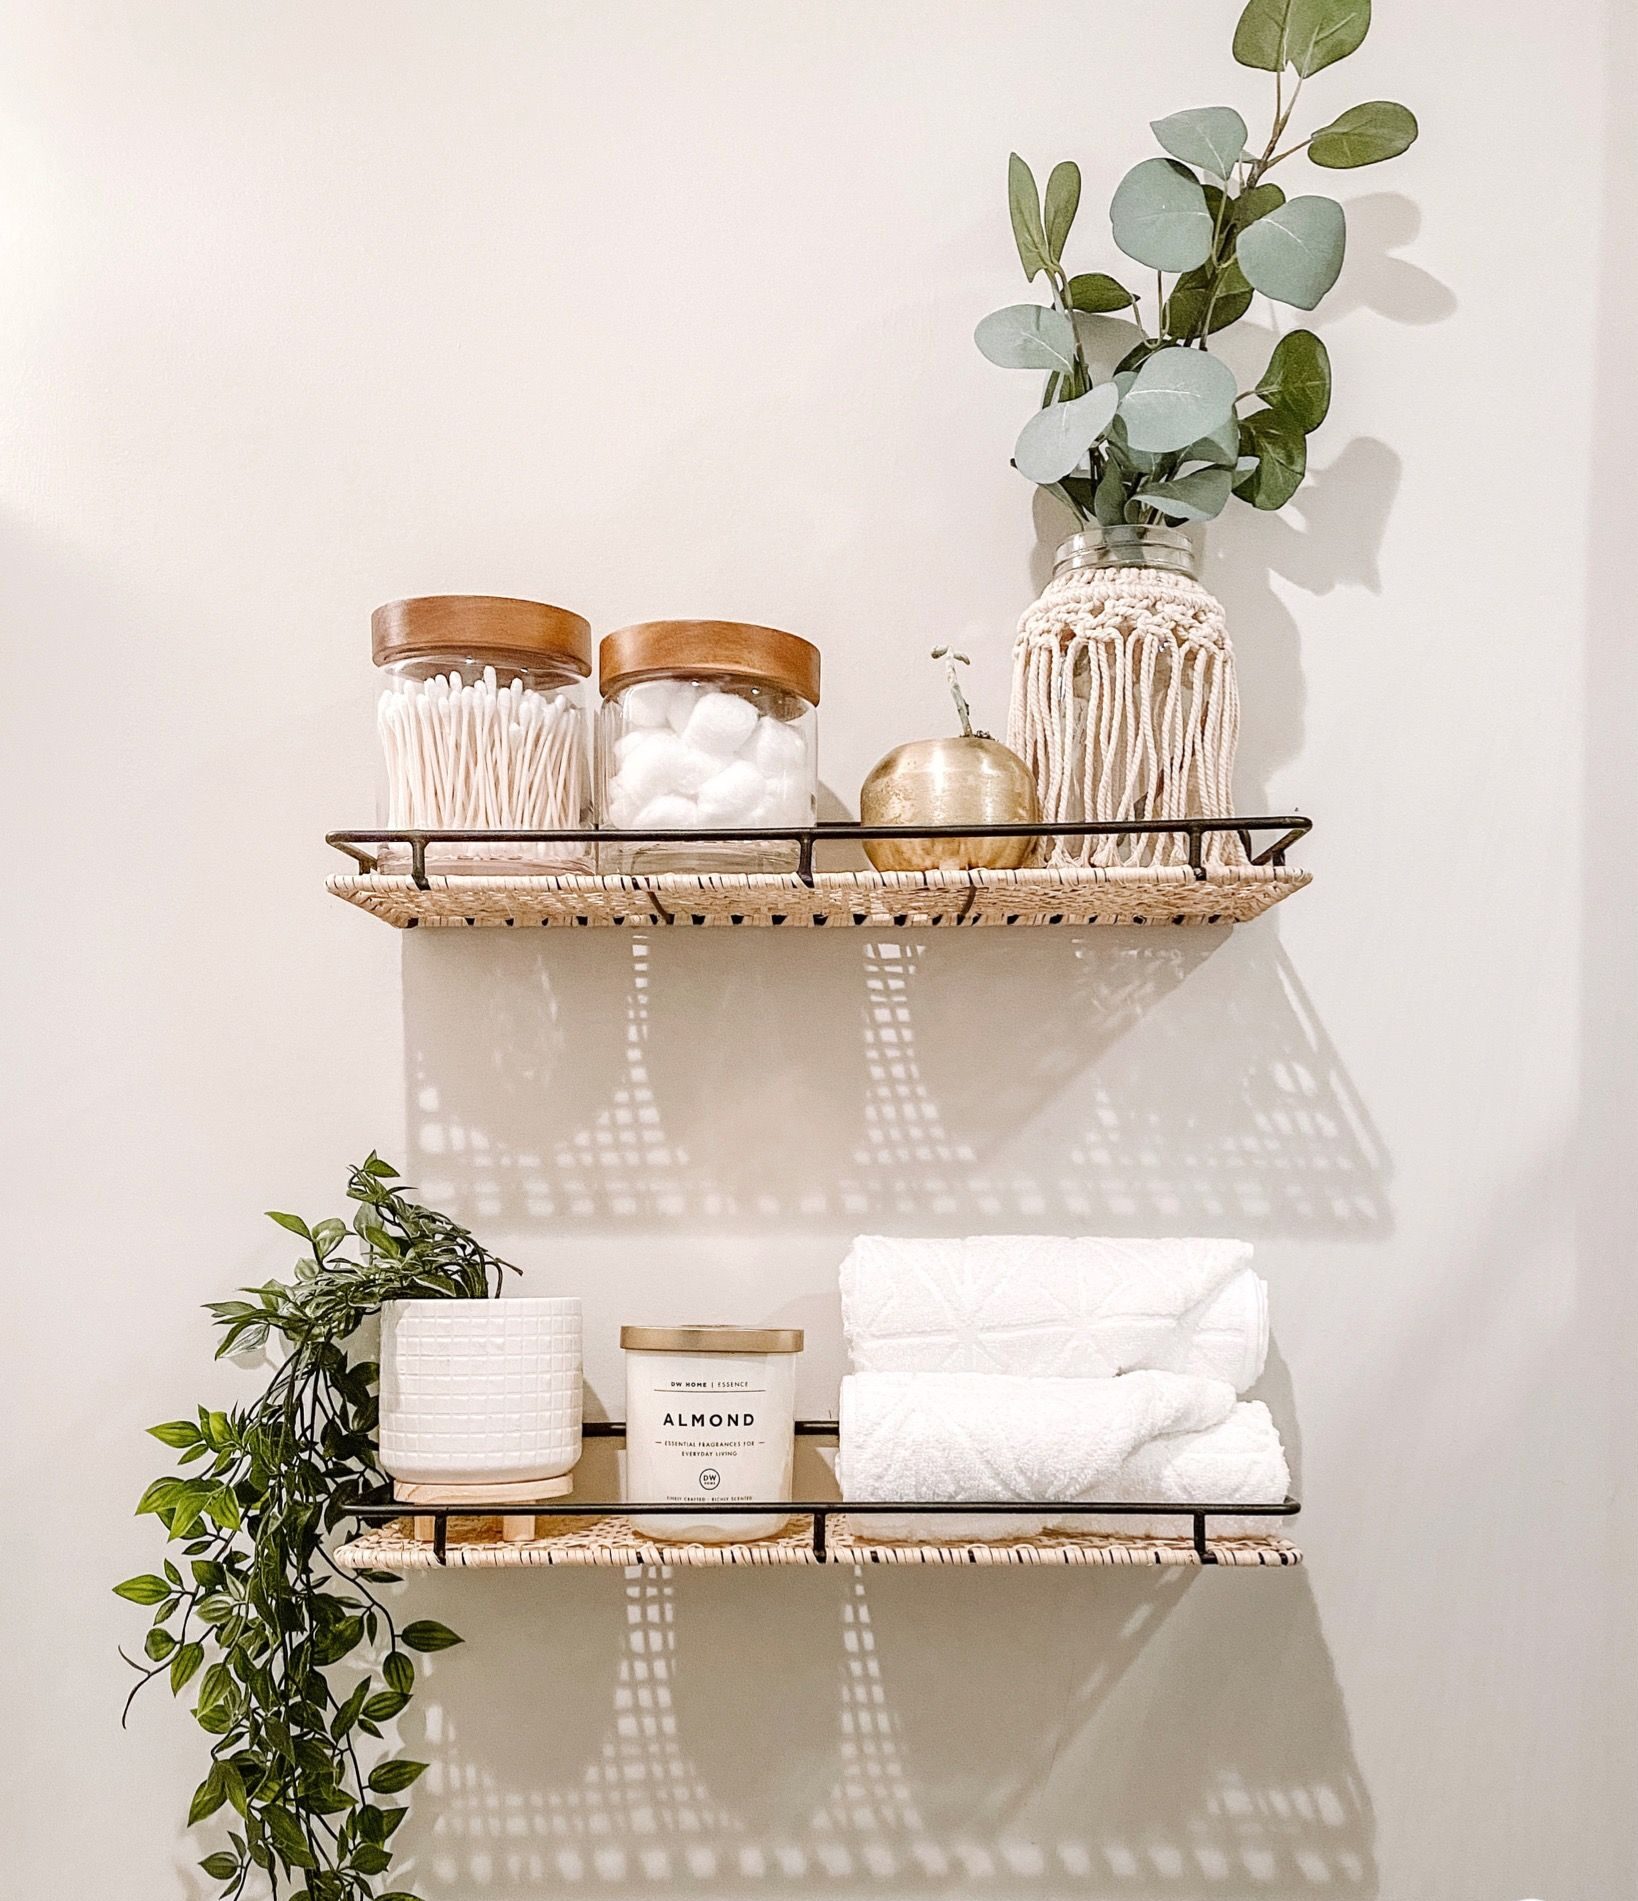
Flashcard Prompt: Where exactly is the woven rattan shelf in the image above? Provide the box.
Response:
[333,1516,1302,1570]
[325,816,1311,929]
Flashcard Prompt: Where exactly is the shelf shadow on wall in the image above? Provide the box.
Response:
[390,1565,1372,1898]
[401,925,1388,1239]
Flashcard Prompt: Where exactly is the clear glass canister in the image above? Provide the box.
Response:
[621,1324,804,1543]
[372,595,592,874]
[596,620,820,872]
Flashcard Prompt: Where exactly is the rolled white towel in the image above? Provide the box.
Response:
[837,1369,1237,1541]
[840,1234,1268,1393]
[1070,1400,1291,1539]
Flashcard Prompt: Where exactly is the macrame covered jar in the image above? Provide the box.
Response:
[1007,525,1241,868]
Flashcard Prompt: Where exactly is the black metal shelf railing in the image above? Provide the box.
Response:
[326,815,1311,892]
[347,1420,1300,1566]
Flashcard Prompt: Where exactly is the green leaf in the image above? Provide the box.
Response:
[1117,347,1239,455]
[196,1662,234,1717]
[1092,460,1129,526]
[1109,158,1213,272]
[1007,153,1051,281]
[135,1478,184,1517]
[383,1652,414,1695]
[1043,160,1081,262]
[198,1852,240,1882]
[1285,0,1372,75]
[114,1573,172,1605]
[265,1806,317,1869]
[1237,195,1346,310]
[1234,408,1308,508]
[1163,258,1252,337]
[1150,106,1247,179]
[1231,183,1286,229]
[170,1641,205,1693]
[402,1619,463,1653]
[265,1211,311,1240]
[188,1764,228,1827]
[363,1690,409,1722]
[1181,414,1241,468]
[144,1626,177,1661]
[1138,466,1234,521]
[1234,0,1370,76]
[1309,100,1419,169]
[148,1420,202,1448]
[354,1844,393,1876]
[974,304,1077,373]
[1064,272,1136,314]
[1013,382,1121,484]
[1257,329,1331,432]
[367,1759,429,1795]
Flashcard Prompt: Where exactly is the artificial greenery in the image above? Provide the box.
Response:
[116,1156,516,1900]
[976,0,1418,527]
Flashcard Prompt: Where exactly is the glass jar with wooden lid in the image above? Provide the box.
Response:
[596,620,820,872]
[372,595,592,874]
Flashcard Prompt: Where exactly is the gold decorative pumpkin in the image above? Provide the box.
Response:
[859,735,1041,872]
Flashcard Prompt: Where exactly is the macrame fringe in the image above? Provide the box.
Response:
[1007,565,1242,868]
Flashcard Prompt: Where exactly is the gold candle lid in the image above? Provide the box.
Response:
[620,1324,805,1354]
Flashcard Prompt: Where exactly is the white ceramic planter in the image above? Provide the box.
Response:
[379,1297,582,1488]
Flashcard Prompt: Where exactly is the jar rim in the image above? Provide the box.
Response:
[1053,524,1199,579]
[621,1324,805,1354]
[600,621,821,706]
[372,596,592,677]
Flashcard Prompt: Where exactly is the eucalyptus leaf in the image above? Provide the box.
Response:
[1181,414,1241,468]
[1256,329,1331,432]
[1093,460,1130,525]
[1007,153,1051,281]
[1065,272,1137,313]
[1234,0,1371,76]
[1163,258,1252,338]
[1117,346,1239,455]
[1139,466,1234,521]
[1234,408,1308,508]
[1232,183,1286,228]
[1150,106,1248,179]
[1309,100,1419,169]
[1236,195,1346,310]
[1109,157,1214,272]
[1044,160,1081,261]
[974,304,1078,372]
[1013,382,1120,483]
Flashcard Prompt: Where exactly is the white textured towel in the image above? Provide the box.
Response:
[840,1234,1268,1392]
[836,1369,1238,1538]
[1075,1401,1291,1539]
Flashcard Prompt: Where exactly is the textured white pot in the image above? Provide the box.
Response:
[379,1297,582,1487]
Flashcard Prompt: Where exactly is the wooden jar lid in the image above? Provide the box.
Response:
[598,620,821,705]
[372,595,592,676]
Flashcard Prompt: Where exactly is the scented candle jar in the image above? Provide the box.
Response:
[372,595,592,874]
[621,1325,804,1543]
[596,621,820,872]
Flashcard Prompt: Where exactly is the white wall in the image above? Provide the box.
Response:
[4,3,1632,1896]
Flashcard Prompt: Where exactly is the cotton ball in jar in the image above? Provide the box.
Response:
[614,730,694,809]
[747,716,807,777]
[633,794,697,830]
[696,760,765,826]
[756,775,810,825]
[665,682,703,734]
[682,690,760,756]
[621,680,677,729]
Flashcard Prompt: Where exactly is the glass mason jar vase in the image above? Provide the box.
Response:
[372,595,592,875]
[596,620,820,873]
[1006,523,1242,869]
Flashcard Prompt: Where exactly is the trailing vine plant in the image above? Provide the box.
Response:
[115,1156,515,1900]
[976,0,1418,527]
